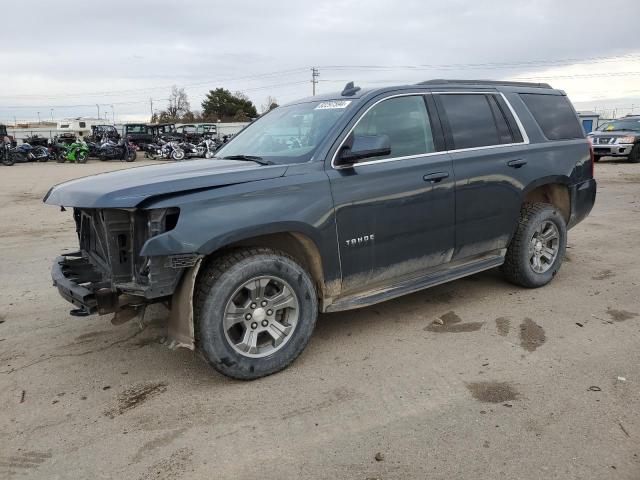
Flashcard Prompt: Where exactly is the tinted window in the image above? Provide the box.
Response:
[439,94,502,149]
[79,122,86,128]
[520,93,583,140]
[353,95,435,159]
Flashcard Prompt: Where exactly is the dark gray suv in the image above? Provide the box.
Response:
[45,79,596,379]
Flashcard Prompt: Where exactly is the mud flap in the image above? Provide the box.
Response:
[166,259,202,350]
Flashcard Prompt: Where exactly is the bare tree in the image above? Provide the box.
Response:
[261,96,279,113]
[165,85,191,120]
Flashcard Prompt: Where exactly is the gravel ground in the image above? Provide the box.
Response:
[0,158,638,479]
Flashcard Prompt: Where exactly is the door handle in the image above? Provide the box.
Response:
[423,172,449,183]
[507,159,527,168]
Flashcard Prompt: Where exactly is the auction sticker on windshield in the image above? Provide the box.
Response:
[315,100,352,110]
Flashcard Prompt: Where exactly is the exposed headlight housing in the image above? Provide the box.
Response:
[616,136,637,144]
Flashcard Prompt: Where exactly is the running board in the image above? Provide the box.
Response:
[325,254,505,313]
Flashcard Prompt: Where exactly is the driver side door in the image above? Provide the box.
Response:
[326,94,455,294]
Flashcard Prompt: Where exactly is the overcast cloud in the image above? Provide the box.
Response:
[1,0,640,122]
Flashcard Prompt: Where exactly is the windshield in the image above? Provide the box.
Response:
[126,125,148,134]
[215,100,353,164]
[597,119,640,133]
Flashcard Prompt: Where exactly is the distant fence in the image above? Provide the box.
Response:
[8,122,250,142]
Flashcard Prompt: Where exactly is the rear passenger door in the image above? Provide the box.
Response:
[434,92,529,260]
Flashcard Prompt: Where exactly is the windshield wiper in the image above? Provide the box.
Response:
[222,155,274,165]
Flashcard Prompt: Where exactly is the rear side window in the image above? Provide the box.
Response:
[438,94,520,150]
[520,93,583,140]
[353,95,435,159]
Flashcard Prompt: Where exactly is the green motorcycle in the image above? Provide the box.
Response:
[56,140,89,164]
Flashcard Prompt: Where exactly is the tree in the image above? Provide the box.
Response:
[261,96,279,114]
[165,85,191,120]
[201,88,258,122]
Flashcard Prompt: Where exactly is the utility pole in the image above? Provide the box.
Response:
[311,67,319,96]
[50,108,54,123]
[96,104,100,119]
[111,105,115,124]
[150,98,154,120]
[37,112,41,124]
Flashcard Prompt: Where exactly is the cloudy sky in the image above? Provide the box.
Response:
[2,0,640,123]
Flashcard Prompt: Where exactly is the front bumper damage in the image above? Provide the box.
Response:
[51,207,202,349]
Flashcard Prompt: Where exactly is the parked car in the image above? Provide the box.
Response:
[45,80,596,380]
[587,115,640,163]
[148,123,177,140]
[123,123,153,146]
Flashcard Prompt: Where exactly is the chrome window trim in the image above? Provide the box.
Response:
[330,91,529,170]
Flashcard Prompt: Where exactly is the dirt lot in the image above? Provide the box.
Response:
[0,158,639,479]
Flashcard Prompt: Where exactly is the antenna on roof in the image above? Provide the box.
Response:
[341,81,361,96]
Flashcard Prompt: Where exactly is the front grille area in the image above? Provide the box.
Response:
[75,208,138,284]
[72,207,183,299]
[594,137,614,145]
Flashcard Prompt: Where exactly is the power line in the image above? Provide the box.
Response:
[0,67,310,100]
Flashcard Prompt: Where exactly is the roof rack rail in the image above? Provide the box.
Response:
[417,79,553,89]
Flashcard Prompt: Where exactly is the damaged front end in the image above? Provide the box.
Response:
[51,207,201,348]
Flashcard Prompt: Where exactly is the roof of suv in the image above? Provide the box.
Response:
[286,79,562,106]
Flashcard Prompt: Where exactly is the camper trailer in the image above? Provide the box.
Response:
[56,118,108,138]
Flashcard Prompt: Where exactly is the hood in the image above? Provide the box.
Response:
[44,159,288,208]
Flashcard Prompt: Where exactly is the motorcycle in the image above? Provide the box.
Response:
[144,140,185,161]
[8,143,51,162]
[56,140,89,163]
[197,138,220,158]
[97,139,136,162]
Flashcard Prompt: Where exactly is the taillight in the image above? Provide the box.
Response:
[589,143,595,178]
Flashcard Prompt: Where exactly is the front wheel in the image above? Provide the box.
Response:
[628,144,640,163]
[194,248,318,380]
[502,203,567,288]
[171,149,185,161]
[125,150,137,162]
[77,151,88,164]
[2,155,14,166]
[56,153,66,163]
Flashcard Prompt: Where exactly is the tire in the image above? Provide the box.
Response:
[126,150,137,162]
[593,155,601,163]
[628,144,640,163]
[502,202,567,288]
[171,149,185,161]
[56,153,66,163]
[77,151,88,164]
[194,248,318,380]
[2,155,14,166]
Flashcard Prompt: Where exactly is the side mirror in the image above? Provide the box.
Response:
[337,134,391,165]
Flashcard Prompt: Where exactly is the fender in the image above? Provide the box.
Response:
[139,170,342,291]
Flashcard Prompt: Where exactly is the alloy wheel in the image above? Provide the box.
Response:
[529,220,560,273]
[223,276,299,358]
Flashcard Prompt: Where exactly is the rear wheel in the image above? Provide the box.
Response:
[56,153,66,163]
[502,203,567,288]
[194,248,318,380]
[628,144,640,163]
[77,151,88,164]
[126,150,137,162]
